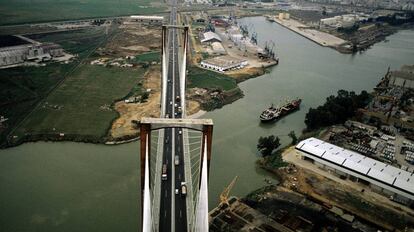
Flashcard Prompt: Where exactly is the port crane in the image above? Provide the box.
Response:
[219,176,238,206]
[251,32,258,45]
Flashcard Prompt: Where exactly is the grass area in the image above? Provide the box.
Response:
[0,64,74,144]
[0,0,165,25]
[187,66,237,91]
[29,27,108,56]
[0,27,114,146]
[133,51,160,63]
[12,65,145,139]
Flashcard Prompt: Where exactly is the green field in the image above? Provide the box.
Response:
[0,64,73,144]
[0,28,111,146]
[187,66,238,91]
[133,51,161,63]
[0,0,165,25]
[13,65,145,139]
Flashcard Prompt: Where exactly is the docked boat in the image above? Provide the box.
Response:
[260,98,302,122]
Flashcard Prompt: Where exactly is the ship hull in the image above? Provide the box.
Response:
[259,99,301,123]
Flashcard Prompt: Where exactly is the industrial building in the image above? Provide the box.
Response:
[200,31,222,43]
[220,26,263,54]
[388,69,414,89]
[296,137,414,205]
[128,15,164,25]
[278,12,290,20]
[200,56,247,72]
[320,14,369,28]
[0,35,64,68]
[210,42,225,55]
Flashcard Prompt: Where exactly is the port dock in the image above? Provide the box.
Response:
[270,17,346,48]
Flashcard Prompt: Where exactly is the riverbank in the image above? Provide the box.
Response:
[251,146,414,231]
[272,17,347,49]
[0,21,164,148]
[269,15,414,54]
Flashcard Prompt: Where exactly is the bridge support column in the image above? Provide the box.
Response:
[140,123,151,213]
[200,124,213,187]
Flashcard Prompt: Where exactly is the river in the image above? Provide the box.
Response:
[1,16,414,231]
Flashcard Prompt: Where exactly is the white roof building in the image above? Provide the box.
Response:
[210,42,225,55]
[201,31,222,43]
[296,137,414,200]
[128,15,164,25]
[200,55,247,73]
[130,15,164,21]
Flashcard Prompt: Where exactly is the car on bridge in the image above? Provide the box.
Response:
[174,155,180,166]
[181,182,187,196]
[162,164,167,180]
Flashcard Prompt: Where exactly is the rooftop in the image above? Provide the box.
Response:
[390,70,414,81]
[201,31,222,43]
[296,137,414,199]
[211,42,225,52]
[130,15,164,20]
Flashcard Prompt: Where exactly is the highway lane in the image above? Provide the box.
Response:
[159,0,187,231]
[159,12,175,231]
[172,26,188,232]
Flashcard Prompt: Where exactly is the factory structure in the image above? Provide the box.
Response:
[198,31,249,72]
[126,15,164,25]
[201,31,222,43]
[200,55,247,72]
[387,67,414,89]
[320,14,369,28]
[296,137,414,205]
[0,35,65,68]
[278,12,290,20]
[193,12,278,73]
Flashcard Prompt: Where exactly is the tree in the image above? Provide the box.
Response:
[257,135,280,157]
[288,131,298,145]
[141,92,149,102]
[304,90,371,131]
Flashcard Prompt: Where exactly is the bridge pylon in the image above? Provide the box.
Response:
[139,118,213,232]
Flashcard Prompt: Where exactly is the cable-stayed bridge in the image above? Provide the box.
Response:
[138,1,213,231]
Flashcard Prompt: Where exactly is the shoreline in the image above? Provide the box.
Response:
[0,62,270,150]
[270,17,347,49]
[187,110,207,119]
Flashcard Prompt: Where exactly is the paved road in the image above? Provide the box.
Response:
[159,0,188,231]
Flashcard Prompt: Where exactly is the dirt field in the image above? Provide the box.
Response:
[110,65,201,140]
[226,67,266,82]
[110,66,160,139]
[99,24,161,57]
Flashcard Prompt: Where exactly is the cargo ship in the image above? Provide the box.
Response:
[260,98,302,122]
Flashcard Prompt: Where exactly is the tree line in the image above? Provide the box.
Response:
[304,89,371,131]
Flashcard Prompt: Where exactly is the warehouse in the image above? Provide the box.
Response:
[296,137,414,204]
[389,70,414,89]
[200,56,247,72]
[0,46,27,66]
[210,42,226,55]
[128,15,164,25]
[0,35,66,68]
[200,31,222,43]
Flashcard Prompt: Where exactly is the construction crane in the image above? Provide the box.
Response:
[219,176,238,207]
